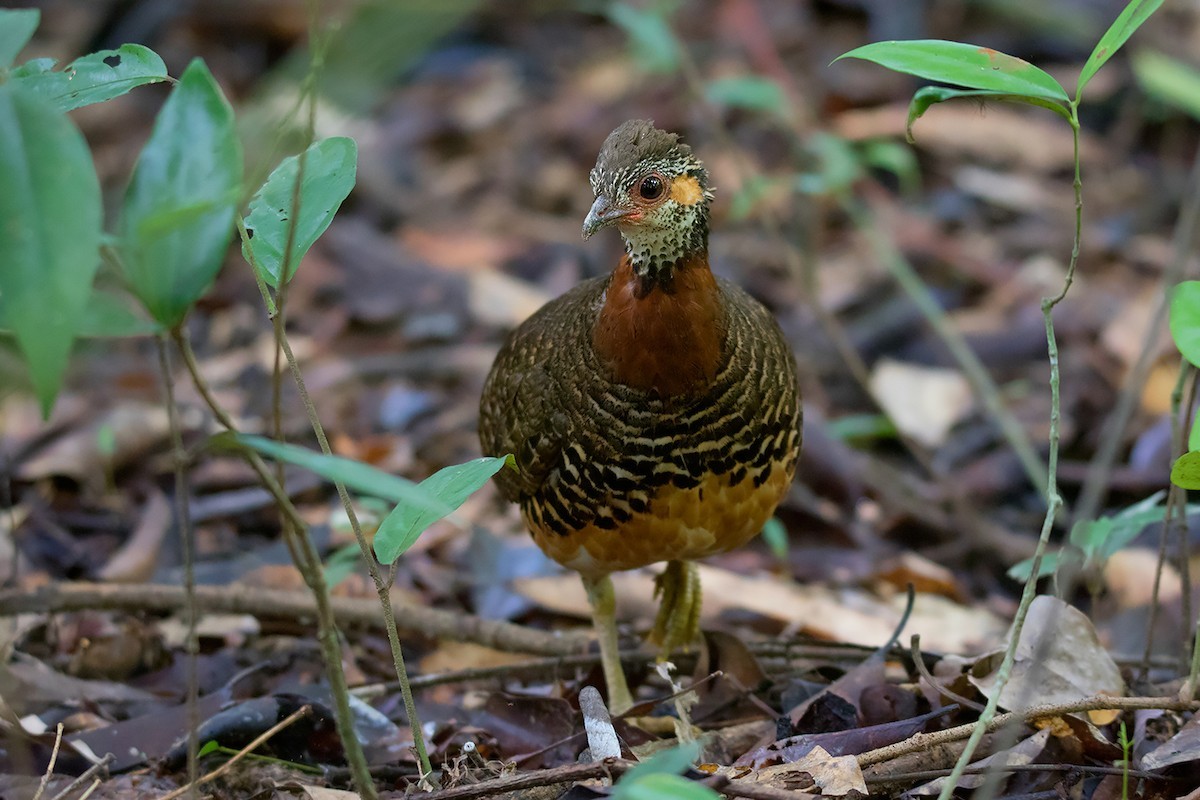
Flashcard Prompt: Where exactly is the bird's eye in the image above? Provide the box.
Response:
[638,175,664,200]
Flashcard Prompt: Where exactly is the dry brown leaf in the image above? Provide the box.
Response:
[869,359,973,448]
[970,596,1125,711]
[514,564,1006,654]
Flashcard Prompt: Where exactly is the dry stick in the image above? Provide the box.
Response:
[159,704,311,800]
[173,334,377,800]
[1076,143,1200,526]
[30,723,63,800]
[47,753,113,800]
[157,334,200,792]
[933,108,1083,800]
[0,582,591,656]
[858,694,1199,769]
[910,635,985,713]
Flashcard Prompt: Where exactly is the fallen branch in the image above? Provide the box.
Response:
[857,694,1200,768]
[0,582,591,657]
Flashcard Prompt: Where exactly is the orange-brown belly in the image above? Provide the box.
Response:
[526,457,794,577]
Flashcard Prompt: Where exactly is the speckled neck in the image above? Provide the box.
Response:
[622,204,709,291]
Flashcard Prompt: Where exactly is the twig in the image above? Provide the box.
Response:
[857,694,1199,768]
[31,723,63,800]
[910,635,985,713]
[48,753,113,800]
[159,704,311,800]
[0,582,592,656]
[157,333,200,789]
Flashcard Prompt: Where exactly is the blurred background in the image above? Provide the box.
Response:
[4,0,1200,692]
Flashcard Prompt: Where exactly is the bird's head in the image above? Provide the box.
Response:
[583,120,713,282]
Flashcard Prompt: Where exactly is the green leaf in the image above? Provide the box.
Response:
[826,413,898,442]
[0,84,101,415]
[213,432,452,516]
[120,59,241,329]
[905,86,1071,142]
[1170,281,1200,367]
[0,8,39,68]
[1171,450,1200,490]
[605,2,681,74]
[1077,0,1165,101]
[1132,49,1200,122]
[614,744,717,800]
[75,287,161,337]
[242,137,357,287]
[1007,549,1066,582]
[197,740,221,758]
[324,543,363,588]
[374,456,512,564]
[794,132,862,196]
[835,40,1069,104]
[759,517,788,562]
[616,774,719,800]
[11,44,168,112]
[1190,406,1200,453]
[704,76,786,113]
[859,139,921,196]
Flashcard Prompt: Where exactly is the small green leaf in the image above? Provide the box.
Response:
[214,432,451,516]
[242,137,357,287]
[905,86,1071,142]
[1132,49,1200,122]
[616,774,719,800]
[323,543,363,588]
[120,59,241,328]
[1077,0,1165,101]
[794,132,862,196]
[859,139,921,196]
[613,744,717,800]
[0,8,39,68]
[704,76,786,114]
[374,456,512,564]
[197,740,221,758]
[12,44,168,112]
[0,84,101,415]
[826,413,898,442]
[605,2,680,74]
[760,517,788,562]
[1170,281,1200,367]
[1006,549,1065,582]
[1171,451,1200,490]
[836,40,1069,104]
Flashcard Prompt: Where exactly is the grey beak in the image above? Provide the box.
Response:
[582,195,631,239]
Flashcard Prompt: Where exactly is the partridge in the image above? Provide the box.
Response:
[479,120,801,712]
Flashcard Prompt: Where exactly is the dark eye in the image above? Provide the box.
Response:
[638,175,664,200]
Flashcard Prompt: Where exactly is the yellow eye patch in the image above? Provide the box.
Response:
[669,174,704,206]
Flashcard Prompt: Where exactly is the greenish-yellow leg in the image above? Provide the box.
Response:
[582,573,634,714]
[649,559,702,657]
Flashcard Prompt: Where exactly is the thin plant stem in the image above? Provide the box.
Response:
[1144,363,1196,678]
[156,333,199,792]
[934,106,1083,800]
[172,331,379,799]
[1075,142,1200,524]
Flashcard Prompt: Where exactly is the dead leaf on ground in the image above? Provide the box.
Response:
[970,595,1125,712]
[868,359,973,448]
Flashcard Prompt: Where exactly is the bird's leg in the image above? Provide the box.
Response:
[649,559,701,657]
[581,572,634,714]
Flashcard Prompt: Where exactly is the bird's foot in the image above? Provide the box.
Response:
[648,559,701,656]
[582,573,634,715]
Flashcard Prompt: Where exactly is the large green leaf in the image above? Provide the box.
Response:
[215,432,451,515]
[373,456,511,564]
[1077,0,1165,101]
[0,84,101,415]
[242,137,357,287]
[1170,281,1200,367]
[11,44,168,112]
[0,8,39,68]
[1132,50,1200,122]
[836,40,1069,105]
[120,59,241,328]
